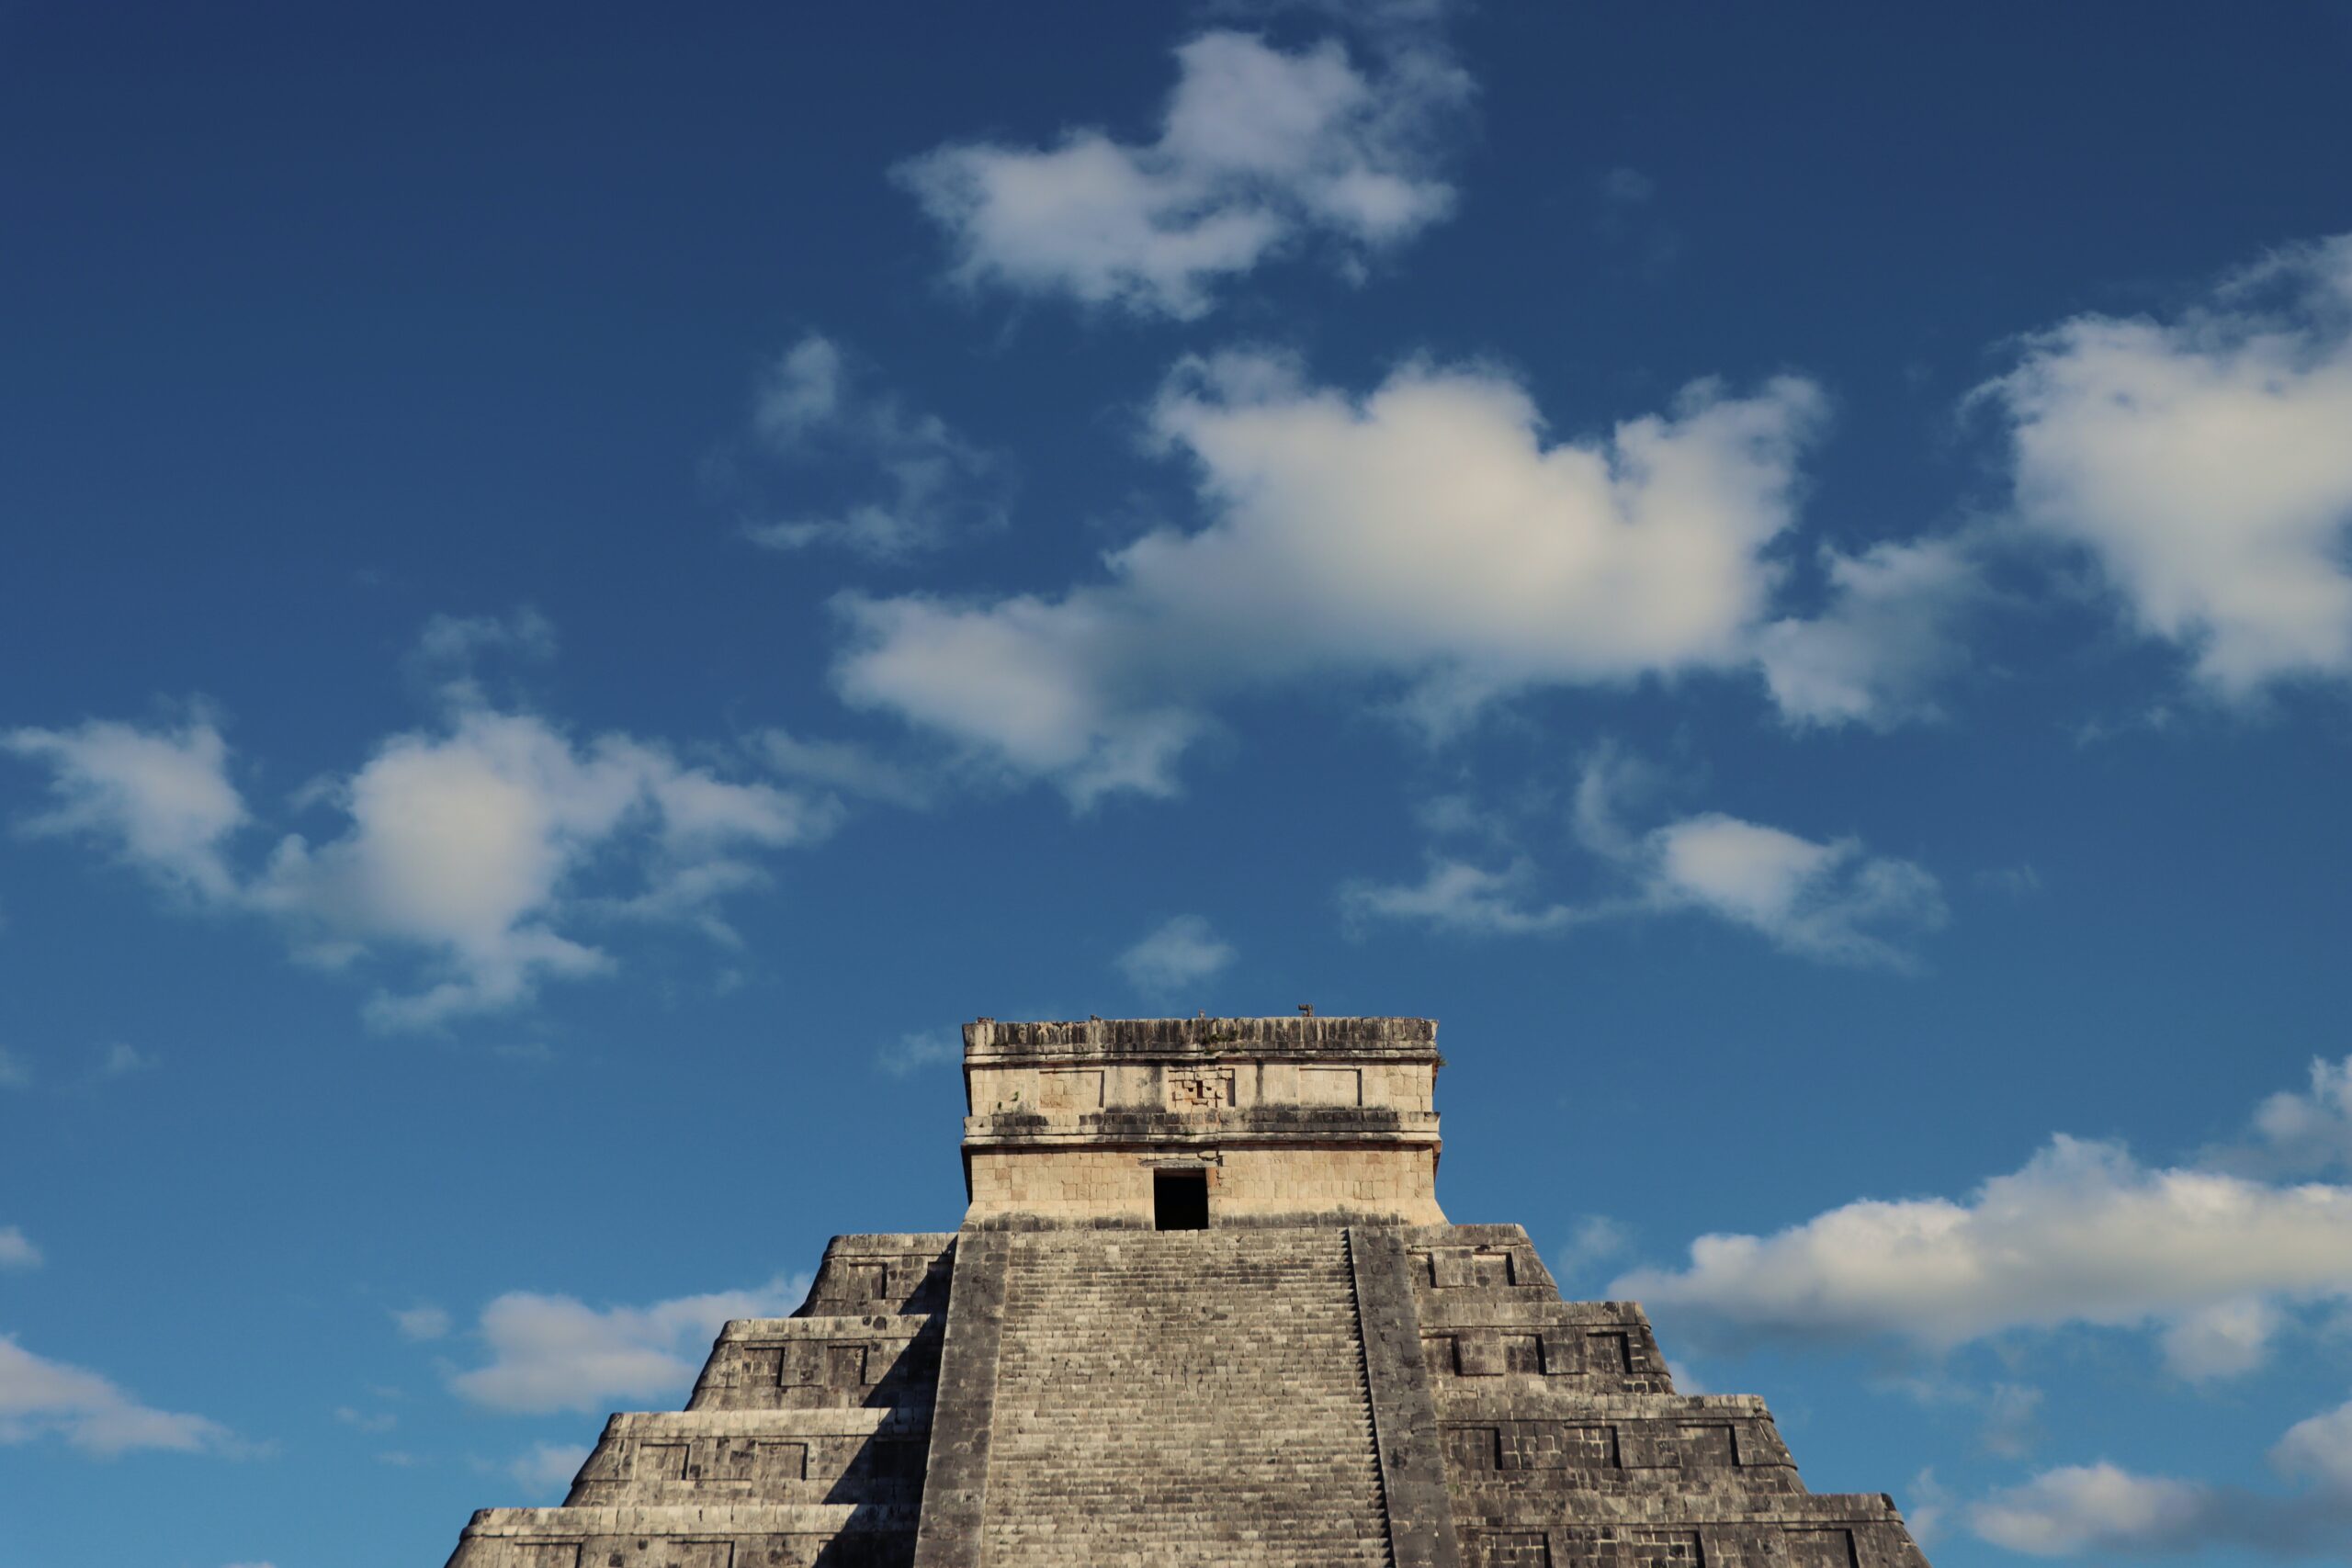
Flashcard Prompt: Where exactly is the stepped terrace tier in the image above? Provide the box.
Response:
[437,1018,1932,1568]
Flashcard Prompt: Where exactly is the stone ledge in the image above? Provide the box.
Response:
[460,1502,921,1534]
[595,1408,931,1437]
[965,1015,1440,1061]
[713,1315,939,1341]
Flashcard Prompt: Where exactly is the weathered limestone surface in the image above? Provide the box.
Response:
[973,1227,1390,1567]
[445,1235,953,1568]
[962,1014,1447,1228]
[438,1020,1930,1568]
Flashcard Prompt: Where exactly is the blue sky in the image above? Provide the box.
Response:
[4,3,2352,1563]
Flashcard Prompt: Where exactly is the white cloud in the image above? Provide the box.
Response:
[0,1225,40,1269]
[2273,1396,2352,1496]
[1971,1462,2211,1556]
[1613,1124,2352,1377]
[3,713,245,899]
[391,1304,451,1342]
[0,1045,27,1089]
[2230,1054,2352,1176]
[2160,1297,2284,1382]
[739,334,1009,558]
[1905,1468,1953,1548]
[0,1333,233,1455]
[1340,857,1589,937]
[510,1440,591,1495]
[1342,747,1944,970]
[448,1276,805,1414]
[753,728,932,809]
[1116,915,1236,994]
[1646,812,1945,968]
[896,28,1469,318]
[8,667,842,1030]
[254,704,835,1029]
[1961,1394,2352,1558]
[410,607,558,671]
[334,1404,396,1433]
[876,1030,961,1079]
[1757,537,1984,728]
[836,355,1828,802]
[1979,232,2352,695]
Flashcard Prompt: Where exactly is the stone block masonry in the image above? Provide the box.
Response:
[437,1021,1930,1568]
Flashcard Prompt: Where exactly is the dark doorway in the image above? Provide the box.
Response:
[1153,1169,1208,1230]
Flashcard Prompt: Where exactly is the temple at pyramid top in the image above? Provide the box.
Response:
[960,1013,1446,1228]
[440,1015,1931,1568]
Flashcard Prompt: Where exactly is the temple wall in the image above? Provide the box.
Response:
[967,1058,1436,1118]
[964,1143,1444,1226]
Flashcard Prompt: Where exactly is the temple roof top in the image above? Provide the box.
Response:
[962,1015,1439,1062]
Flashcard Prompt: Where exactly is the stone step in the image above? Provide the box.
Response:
[972,1227,1394,1568]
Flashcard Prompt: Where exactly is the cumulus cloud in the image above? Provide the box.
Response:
[1757,537,1985,728]
[1116,915,1236,995]
[1966,1417,2352,1561]
[2274,1396,2352,1496]
[448,1277,805,1414]
[0,1225,40,1269]
[252,704,834,1029]
[1341,746,1945,970]
[2,713,245,899]
[2217,1054,2352,1177]
[836,354,1828,802]
[0,1333,233,1455]
[896,28,1470,318]
[1972,1462,2214,1556]
[738,334,1010,558]
[1978,232,2352,695]
[1613,1117,2352,1378]
[5,644,845,1029]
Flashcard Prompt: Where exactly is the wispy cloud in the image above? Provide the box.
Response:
[509,1440,590,1495]
[3,709,246,900]
[391,1304,451,1342]
[1116,915,1236,996]
[897,25,1470,318]
[0,1333,235,1455]
[1341,745,1946,970]
[737,333,1011,559]
[876,1030,961,1078]
[1758,537,1986,729]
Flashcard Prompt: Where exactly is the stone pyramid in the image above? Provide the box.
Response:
[441,1016,1931,1568]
